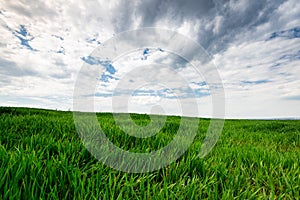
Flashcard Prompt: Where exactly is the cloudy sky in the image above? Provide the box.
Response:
[0,0,299,118]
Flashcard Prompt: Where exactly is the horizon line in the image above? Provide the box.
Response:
[1,106,300,120]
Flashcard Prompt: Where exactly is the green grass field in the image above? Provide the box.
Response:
[0,107,299,199]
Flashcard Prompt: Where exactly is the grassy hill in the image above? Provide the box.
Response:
[0,107,299,199]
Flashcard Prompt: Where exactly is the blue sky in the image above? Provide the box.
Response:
[0,0,299,118]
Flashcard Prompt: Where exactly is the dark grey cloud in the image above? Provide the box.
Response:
[112,0,286,53]
[0,57,38,87]
[137,0,216,26]
[0,57,37,77]
[285,95,300,101]
[112,1,138,32]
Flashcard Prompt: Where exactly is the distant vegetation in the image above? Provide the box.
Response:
[0,107,299,199]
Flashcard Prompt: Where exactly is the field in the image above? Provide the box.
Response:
[0,107,299,199]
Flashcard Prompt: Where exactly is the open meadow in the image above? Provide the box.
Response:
[0,107,299,199]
